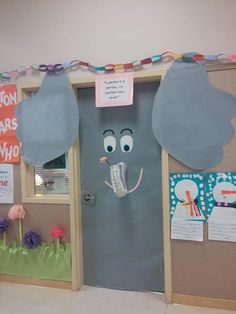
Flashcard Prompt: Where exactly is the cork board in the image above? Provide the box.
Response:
[171,68,236,300]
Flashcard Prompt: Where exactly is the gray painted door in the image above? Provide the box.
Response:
[78,82,164,292]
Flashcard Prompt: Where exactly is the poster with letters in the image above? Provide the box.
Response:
[95,72,133,107]
[0,85,20,163]
[0,164,14,203]
[37,173,67,194]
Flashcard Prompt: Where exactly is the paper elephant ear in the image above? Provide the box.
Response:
[15,72,79,165]
[152,61,236,169]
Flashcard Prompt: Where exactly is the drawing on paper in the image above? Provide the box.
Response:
[170,173,206,222]
[206,172,236,221]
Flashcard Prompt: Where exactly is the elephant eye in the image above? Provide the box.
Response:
[120,135,133,153]
[104,136,116,153]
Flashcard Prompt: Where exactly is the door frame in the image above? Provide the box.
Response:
[70,71,172,302]
[17,70,172,302]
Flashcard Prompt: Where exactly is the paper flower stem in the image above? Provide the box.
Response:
[18,218,23,246]
[3,231,7,247]
[56,237,61,251]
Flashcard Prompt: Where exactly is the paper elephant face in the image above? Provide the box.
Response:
[152,61,236,169]
[15,62,236,170]
[78,82,161,198]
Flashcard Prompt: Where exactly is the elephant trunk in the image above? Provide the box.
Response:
[110,162,127,198]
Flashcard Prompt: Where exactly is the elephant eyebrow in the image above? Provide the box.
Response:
[103,129,115,135]
[120,128,133,134]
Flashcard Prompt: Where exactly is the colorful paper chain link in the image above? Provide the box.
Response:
[1,52,236,80]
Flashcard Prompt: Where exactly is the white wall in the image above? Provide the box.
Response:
[0,0,236,74]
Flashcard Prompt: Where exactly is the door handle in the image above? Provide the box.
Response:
[83,192,96,204]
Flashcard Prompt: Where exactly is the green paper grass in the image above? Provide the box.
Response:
[0,240,71,281]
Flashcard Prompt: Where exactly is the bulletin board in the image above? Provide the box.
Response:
[171,68,236,302]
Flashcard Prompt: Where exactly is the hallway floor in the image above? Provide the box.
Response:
[0,282,235,314]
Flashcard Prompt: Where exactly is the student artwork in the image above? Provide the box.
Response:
[206,173,236,242]
[15,72,79,165]
[169,173,205,242]
[1,51,236,80]
[206,173,236,218]
[170,173,206,221]
[152,59,236,169]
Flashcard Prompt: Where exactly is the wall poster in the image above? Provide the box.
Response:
[0,85,20,163]
[0,163,14,203]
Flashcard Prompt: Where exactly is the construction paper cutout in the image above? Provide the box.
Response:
[205,172,236,221]
[206,172,236,242]
[152,61,236,169]
[15,73,79,165]
[100,157,144,198]
[0,84,20,163]
[0,242,71,281]
[170,173,206,222]
[170,173,205,241]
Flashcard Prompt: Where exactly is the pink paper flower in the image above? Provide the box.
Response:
[51,225,65,239]
[8,204,26,220]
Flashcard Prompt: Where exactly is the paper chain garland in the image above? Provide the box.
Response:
[1,51,236,80]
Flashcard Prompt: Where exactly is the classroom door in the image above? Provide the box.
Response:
[78,82,164,292]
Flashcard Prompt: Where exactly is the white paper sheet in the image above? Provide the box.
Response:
[208,221,236,242]
[95,73,133,107]
[171,220,203,241]
[0,163,14,203]
[40,173,67,194]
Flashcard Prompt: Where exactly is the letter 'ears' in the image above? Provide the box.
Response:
[152,61,236,170]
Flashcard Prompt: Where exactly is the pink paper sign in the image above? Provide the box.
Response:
[95,72,133,107]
